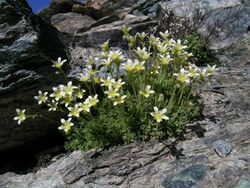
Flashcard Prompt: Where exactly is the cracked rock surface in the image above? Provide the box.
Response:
[1,22,249,188]
[0,0,249,187]
[0,0,67,152]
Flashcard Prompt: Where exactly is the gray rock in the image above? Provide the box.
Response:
[71,3,105,20]
[0,0,67,152]
[74,15,157,48]
[38,0,82,21]
[0,0,250,187]
[162,164,207,188]
[213,140,233,157]
[89,15,121,28]
[199,6,250,51]
[158,0,250,51]
[51,12,96,34]
[235,178,250,188]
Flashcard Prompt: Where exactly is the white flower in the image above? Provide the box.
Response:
[206,65,217,75]
[48,100,58,111]
[159,54,173,65]
[199,68,208,78]
[58,118,74,133]
[149,35,160,46]
[88,94,99,107]
[137,32,147,40]
[80,73,90,82]
[102,57,112,67]
[171,39,188,54]
[133,59,145,73]
[159,30,170,39]
[188,64,200,78]
[134,47,151,61]
[104,87,119,99]
[173,68,190,84]
[112,79,125,89]
[101,77,115,87]
[156,42,169,54]
[100,51,108,59]
[80,100,91,112]
[14,109,26,125]
[68,104,82,118]
[74,88,85,99]
[139,85,155,97]
[108,50,124,64]
[61,81,77,96]
[52,57,66,69]
[124,59,135,72]
[34,91,48,105]
[113,95,127,106]
[150,106,169,123]
[50,87,64,101]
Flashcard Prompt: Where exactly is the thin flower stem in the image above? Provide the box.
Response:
[85,82,92,95]
[58,107,68,114]
[167,85,177,111]
[28,114,58,123]
[91,78,96,94]
[117,65,121,79]
[38,115,59,123]
[60,69,68,84]
[177,85,185,106]
[131,82,138,101]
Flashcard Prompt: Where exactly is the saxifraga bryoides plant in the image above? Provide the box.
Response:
[14,28,216,151]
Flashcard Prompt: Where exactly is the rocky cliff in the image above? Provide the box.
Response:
[0,0,249,187]
[0,0,69,152]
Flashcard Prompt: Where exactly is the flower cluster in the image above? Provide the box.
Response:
[20,80,98,133]
[14,28,216,150]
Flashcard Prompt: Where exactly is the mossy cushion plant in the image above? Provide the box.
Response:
[14,28,216,151]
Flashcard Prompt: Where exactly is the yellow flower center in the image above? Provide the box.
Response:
[90,99,98,106]
[63,123,71,131]
[178,74,188,82]
[154,113,163,121]
[82,103,90,112]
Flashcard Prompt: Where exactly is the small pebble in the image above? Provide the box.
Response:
[213,139,233,157]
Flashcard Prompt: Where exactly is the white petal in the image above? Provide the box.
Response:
[161,108,167,114]
[153,106,158,112]
[156,119,161,123]
[68,81,72,86]
[163,116,169,120]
